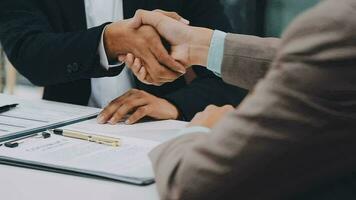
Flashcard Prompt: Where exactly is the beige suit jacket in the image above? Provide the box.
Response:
[150,0,356,199]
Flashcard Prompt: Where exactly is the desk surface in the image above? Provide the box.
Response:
[0,164,159,200]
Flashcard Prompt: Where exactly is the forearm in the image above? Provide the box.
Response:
[221,34,280,90]
[150,70,353,200]
[0,5,120,86]
[187,28,280,90]
[2,27,111,86]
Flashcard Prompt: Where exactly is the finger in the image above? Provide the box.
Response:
[153,9,190,25]
[140,49,169,83]
[97,102,124,124]
[118,55,127,62]
[223,105,235,111]
[132,9,186,30]
[137,65,147,82]
[137,46,179,84]
[143,71,155,85]
[125,53,135,67]
[140,68,157,86]
[150,42,186,74]
[128,60,152,85]
[108,98,148,125]
[125,106,151,125]
[171,45,190,67]
[131,58,142,75]
[192,112,203,120]
[205,105,218,111]
[97,91,136,123]
[132,9,161,28]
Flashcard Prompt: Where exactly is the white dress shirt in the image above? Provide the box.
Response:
[85,0,135,108]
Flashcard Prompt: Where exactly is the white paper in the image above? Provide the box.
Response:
[0,133,158,180]
[0,94,101,137]
[63,119,188,142]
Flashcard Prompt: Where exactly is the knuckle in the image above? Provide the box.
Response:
[124,101,133,108]
[172,12,179,17]
[224,105,234,110]
[130,88,139,93]
[137,107,147,114]
[99,112,108,118]
[108,100,117,107]
[137,90,146,96]
[112,111,120,118]
[115,109,126,118]
[206,105,217,110]
[157,67,168,76]
[135,9,144,15]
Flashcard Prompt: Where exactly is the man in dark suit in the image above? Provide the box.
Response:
[0,0,247,123]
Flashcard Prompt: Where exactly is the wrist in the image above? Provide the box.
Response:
[104,22,130,60]
[162,99,180,120]
[188,27,213,67]
[189,45,210,66]
[103,24,117,60]
[189,27,213,46]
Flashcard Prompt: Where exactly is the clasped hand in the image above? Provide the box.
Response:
[107,9,213,86]
[98,10,215,125]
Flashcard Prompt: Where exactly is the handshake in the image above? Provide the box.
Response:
[104,9,214,86]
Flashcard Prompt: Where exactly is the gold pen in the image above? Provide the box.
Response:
[50,129,121,147]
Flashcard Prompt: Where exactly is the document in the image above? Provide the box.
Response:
[0,94,100,140]
[63,119,188,142]
[0,133,158,185]
[0,94,188,185]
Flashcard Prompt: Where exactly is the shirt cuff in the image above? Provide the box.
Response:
[207,30,227,77]
[99,26,123,70]
[176,126,211,136]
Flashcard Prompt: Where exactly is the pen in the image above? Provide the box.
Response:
[0,104,19,114]
[50,129,121,147]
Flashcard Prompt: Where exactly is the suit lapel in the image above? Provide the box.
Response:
[123,0,147,19]
[57,0,87,30]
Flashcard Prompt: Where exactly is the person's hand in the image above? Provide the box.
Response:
[97,89,179,125]
[104,20,185,85]
[121,10,214,84]
[188,105,235,129]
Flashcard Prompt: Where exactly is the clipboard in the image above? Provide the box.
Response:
[0,132,158,186]
[0,158,154,186]
[0,94,188,186]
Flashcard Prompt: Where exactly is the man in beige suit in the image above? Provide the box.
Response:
[120,0,356,199]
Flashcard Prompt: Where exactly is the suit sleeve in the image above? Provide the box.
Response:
[0,0,123,86]
[163,0,247,120]
[150,1,356,200]
[221,34,280,90]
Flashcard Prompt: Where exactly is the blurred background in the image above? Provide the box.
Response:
[0,0,319,99]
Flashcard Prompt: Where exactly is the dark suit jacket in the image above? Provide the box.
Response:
[0,0,247,120]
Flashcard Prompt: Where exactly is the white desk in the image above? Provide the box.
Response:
[0,164,159,200]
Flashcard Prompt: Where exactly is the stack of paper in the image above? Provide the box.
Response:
[0,94,188,185]
[0,94,100,141]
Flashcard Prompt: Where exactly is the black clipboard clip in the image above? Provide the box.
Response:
[2,132,51,148]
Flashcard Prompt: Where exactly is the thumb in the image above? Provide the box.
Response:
[128,12,143,29]
[171,45,190,67]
